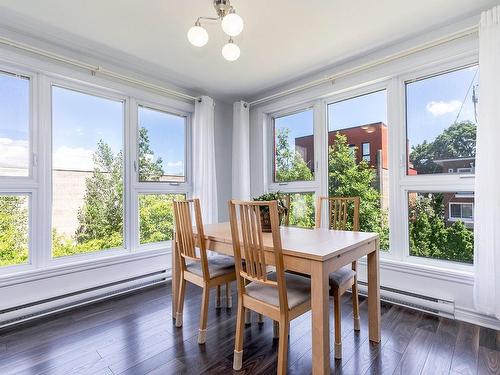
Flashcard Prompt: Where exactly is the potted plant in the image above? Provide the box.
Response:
[253,192,288,232]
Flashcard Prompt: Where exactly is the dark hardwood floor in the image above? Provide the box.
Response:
[1,282,499,375]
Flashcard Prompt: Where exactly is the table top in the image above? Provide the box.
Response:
[200,222,379,262]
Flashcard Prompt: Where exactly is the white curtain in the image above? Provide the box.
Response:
[232,101,251,200]
[192,95,218,224]
[474,5,500,319]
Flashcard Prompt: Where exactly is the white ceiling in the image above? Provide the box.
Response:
[0,0,497,100]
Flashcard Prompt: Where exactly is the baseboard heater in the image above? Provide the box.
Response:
[0,270,169,330]
[357,281,455,318]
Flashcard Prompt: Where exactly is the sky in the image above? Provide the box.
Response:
[0,78,185,176]
[0,65,478,176]
[275,64,478,152]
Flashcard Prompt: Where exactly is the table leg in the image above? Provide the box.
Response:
[367,239,381,342]
[311,261,330,375]
[171,232,180,319]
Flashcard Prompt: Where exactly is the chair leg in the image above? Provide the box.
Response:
[226,282,232,308]
[333,288,342,359]
[273,320,279,339]
[277,320,289,375]
[245,308,251,325]
[233,299,245,370]
[175,276,186,327]
[198,286,210,344]
[258,313,263,324]
[216,285,222,308]
[352,279,360,331]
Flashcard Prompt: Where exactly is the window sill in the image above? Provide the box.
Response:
[359,255,474,285]
[0,246,171,288]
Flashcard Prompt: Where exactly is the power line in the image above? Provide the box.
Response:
[453,68,478,125]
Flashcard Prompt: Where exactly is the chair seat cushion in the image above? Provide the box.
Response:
[186,255,235,279]
[245,272,310,309]
[329,266,356,288]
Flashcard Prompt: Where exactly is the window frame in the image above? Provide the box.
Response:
[268,103,318,190]
[135,103,191,185]
[324,83,392,249]
[361,142,371,162]
[130,98,192,252]
[395,55,478,270]
[0,63,37,184]
[0,190,35,276]
[46,78,130,265]
[0,62,39,275]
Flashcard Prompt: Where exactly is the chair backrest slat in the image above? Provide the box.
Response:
[316,196,360,231]
[173,199,209,279]
[228,200,287,311]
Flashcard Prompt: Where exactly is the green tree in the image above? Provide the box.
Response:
[138,127,164,181]
[75,140,124,250]
[0,196,28,266]
[139,194,184,244]
[328,133,389,249]
[408,193,474,263]
[275,128,314,182]
[52,127,170,257]
[410,121,476,174]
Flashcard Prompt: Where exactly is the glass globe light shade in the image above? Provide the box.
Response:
[221,11,244,36]
[187,24,208,47]
[222,40,240,61]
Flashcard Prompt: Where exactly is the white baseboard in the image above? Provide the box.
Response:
[455,306,500,330]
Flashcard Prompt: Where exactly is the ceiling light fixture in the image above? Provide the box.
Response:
[187,0,243,61]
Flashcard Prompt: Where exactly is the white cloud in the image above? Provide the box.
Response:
[166,160,183,168]
[0,137,29,168]
[53,146,94,171]
[426,100,461,116]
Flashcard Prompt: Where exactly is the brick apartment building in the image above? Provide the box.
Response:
[294,122,390,210]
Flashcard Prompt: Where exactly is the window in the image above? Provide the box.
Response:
[273,109,314,183]
[328,90,389,250]
[0,194,29,267]
[406,65,478,175]
[348,144,356,158]
[139,194,185,244]
[408,192,474,264]
[0,71,30,177]
[51,86,124,258]
[283,192,315,228]
[138,106,186,182]
[135,103,190,248]
[449,203,473,221]
[362,142,371,162]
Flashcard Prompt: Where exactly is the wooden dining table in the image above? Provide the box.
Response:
[171,223,381,375]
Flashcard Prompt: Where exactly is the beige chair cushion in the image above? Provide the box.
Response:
[186,255,235,279]
[329,266,356,288]
[245,272,310,309]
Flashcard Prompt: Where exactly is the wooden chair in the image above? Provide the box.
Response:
[316,196,361,359]
[228,200,311,374]
[173,198,236,344]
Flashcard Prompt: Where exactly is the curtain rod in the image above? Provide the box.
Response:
[248,25,479,107]
[0,35,198,102]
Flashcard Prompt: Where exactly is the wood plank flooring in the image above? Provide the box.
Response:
[1,282,499,375]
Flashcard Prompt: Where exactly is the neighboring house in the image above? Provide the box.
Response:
[434,157,475,174]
